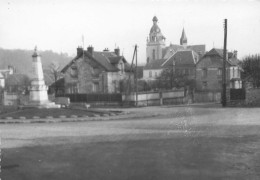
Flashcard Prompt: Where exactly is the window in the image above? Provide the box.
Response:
[217,68,222,76]
[202,68,207,78]
[155,72,157,77]
[149,71,152,78]
[152,49,155,60]
[93,82,99,92]
[202,81,208,90]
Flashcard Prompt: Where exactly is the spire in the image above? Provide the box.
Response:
[32,45,39,57]
[180,28,187,46]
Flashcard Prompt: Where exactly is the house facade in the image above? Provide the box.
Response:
[61,46,133,94]
[143,16,205,80]
[196,48,242,91]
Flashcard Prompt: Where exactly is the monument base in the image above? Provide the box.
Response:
[21,100,61,109]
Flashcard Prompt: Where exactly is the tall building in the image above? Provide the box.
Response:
[146,16,166,63]
[143,16,206,81]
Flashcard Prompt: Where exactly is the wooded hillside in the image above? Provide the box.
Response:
[0,48,72,77]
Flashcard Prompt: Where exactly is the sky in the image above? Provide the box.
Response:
[0,0,260,65]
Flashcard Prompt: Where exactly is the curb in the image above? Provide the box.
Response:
[0,112,159,124]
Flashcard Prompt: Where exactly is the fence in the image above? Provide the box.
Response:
[122,89,185,106]
[56,93,122,103]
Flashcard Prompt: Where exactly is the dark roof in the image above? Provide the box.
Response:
[198,48,242,67]
[205,48,233,58]
[61,49,132,73]
[144,59,166,70]
[162,50,198,68]
[108,56,126,64]
[203,48,240,66]
[92,51,118,71]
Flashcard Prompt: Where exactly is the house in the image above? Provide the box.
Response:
[196,48,242,91]
[161,50,199,79]
[143,50,199,81]
[143,16,205,80]
[61,46,133,94]
[0,66,15,88]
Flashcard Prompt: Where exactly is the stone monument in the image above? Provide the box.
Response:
[27,46,60,108]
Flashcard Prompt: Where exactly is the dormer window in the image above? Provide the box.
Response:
[70,65,78,78]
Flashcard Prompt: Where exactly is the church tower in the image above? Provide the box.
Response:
[180,28,187,46]
[146,16,166,63]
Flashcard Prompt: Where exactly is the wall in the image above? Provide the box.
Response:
[143,69,163,80]
[146,42,165,61]
[122,90,185,106]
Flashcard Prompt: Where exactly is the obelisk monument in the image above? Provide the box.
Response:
[27,46,60,108]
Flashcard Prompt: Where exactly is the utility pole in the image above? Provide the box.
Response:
[135,44,138,107]
[222,19,227,107]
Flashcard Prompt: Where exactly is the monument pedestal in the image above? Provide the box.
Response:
[22,47,60,109]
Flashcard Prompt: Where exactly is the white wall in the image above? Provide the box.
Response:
[143,69,163,80]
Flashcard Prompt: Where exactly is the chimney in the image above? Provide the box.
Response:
[114,47,120,56]
[87,45,94,56]
[103,48,109,52]
[77,46,83,56]
[233,50,238,58]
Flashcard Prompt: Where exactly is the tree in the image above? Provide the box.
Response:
[242,54,260,88]
[47,62,62,94]
[156,68,194,90]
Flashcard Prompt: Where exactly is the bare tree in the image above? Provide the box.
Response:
[48,62,62,95]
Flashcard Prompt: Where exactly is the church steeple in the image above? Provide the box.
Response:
[146,16,166,62]
[180,28,187,46]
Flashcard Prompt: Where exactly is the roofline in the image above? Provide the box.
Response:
[161,51,177,67]
[61,51,120,73]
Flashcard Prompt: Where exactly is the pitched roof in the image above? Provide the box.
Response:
[162,50,198,68]
[205,48,233,59]
[199,48,241,67]
[92,51,118,71]
[144,59,166,70]
[108,56,126,64]
[61,49,132,73]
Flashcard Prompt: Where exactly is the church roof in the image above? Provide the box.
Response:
[162,44,206,59]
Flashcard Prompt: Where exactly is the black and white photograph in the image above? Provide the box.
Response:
[0,0,260,179]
